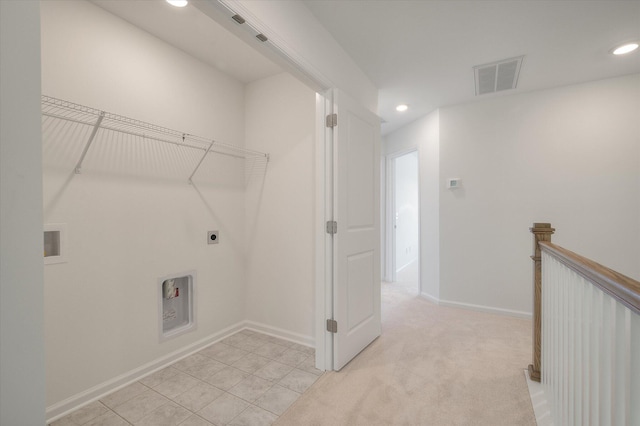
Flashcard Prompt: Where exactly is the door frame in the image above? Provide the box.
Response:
[385,148,421,290]
[314,89,333,371]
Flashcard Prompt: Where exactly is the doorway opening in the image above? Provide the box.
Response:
[387,150,420,293]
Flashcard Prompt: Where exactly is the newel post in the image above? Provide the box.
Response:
[529,223,555,382]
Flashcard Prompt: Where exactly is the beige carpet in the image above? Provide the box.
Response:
[275,283,536,426]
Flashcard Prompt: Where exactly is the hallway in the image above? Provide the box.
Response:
[276,282,536,425]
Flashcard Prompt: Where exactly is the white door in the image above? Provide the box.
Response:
[332,90,381,370]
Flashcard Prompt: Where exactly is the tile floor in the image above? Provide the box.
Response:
[50,330,322,426]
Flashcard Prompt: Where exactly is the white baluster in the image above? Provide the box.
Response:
[602,296,613,424]
[613,303,630,426]
[630,311,640,425]
[590,287,601,425]
[539,251,639,426]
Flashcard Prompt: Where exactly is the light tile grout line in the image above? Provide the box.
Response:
[50,330,322,426]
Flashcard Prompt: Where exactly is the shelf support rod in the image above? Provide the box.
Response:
[188,140,215,184]
[74,111,105,174]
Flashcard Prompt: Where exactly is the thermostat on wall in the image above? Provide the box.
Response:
[447,178,462,189]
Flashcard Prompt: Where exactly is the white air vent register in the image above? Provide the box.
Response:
[474,56,524,96]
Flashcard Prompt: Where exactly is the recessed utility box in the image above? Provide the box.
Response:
[44,223,67,265]
[158,271,196,341]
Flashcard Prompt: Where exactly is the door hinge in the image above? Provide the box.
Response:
[326,113,337,128]
[326,220,337,235]
[326,319,338,333]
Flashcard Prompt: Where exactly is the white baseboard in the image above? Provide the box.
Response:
[244,320,314,348]
[396,258,418,274]
[419,291,440,305]
[46,321,245,423]
[420,292,532,320]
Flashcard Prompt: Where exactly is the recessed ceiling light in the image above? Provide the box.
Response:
[166,0,188,7]
[612,43,639,55]
[396,104,408,112]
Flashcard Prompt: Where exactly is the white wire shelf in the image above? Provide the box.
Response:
[41,95,269,182]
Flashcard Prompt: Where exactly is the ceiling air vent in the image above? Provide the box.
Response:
[473,56,524,96]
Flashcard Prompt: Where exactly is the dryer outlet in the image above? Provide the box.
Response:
[207,231,219,244]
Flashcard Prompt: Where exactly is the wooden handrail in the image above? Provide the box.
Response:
[539,241,640,315]
[528,223,640,384]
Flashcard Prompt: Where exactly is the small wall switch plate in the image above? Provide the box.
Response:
[207,230,219,244]
[447,178,462,189]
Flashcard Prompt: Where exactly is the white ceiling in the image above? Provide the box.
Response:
[304,0,640,134]
[91,0,639,135]
[90,0,281,83]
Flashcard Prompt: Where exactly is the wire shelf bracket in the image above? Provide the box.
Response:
[74,111,105,174]
[188,139,215,185]
[41,95,270,182]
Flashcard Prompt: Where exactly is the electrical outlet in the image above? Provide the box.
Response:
[207,230,219,244]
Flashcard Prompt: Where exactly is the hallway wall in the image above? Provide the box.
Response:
[439,73,640,314]
[384,74,640,316]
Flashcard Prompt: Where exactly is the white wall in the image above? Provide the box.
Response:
[0,2,46,425]
[440,74,640,314]
[384,110,440,299]
[244,73,316,343]
[41,0,248,409]
[386,75,639,316]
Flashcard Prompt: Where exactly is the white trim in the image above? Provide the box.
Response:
[396,258,418,274]
[415,146,423,296]
[314,92,326,370]
[379,156,386,281]
[420,293,532,319]
[323,90,335,371]
[244,321,314,348]
[420,291,441,305]
[46,320,315,423]
[314,90,333,371]
[439,300,531,319]
[384,148,421,287]
[524,370,554,426]
[45,321,245,423]
[386,154,397,282]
